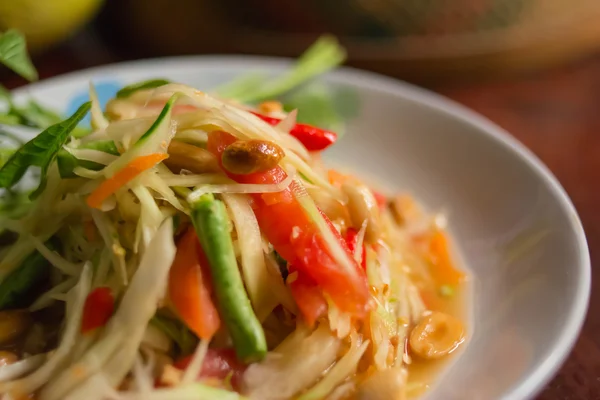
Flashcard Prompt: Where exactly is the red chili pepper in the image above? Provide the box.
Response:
[251,112,337,151]
[344,228,367,270]
[81,287,114,333]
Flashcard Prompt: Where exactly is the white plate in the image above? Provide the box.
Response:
[11,57,590,399]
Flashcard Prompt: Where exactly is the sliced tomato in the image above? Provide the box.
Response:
[81,287,114,334]
[169,228,221,340]
[174,348,246,389]
[207,131,370,318]
[288,265,328,327]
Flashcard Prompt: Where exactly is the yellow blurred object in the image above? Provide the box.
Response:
[0,0,104,52]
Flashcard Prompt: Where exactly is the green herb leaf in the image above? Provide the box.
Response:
[0,84,67,130]
[116,78,171,99]
[0,102,91,199]
[0,30,38,81]
[151,315,198,356]
[0,148,15,168]
[57,140,119,178]
[15,100,63,129]
[283,85,360,135]
[0,243,54,309]
[215,35,346,104]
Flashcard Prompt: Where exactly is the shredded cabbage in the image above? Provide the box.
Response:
[187,175,293,204]
[298,340,369,400]
[39,219,176,400]
[222,194,277,321]
[243,324,340,400]
[181,340,208,384]
[0,354,46,383]
[0,263,92,398]
[89,82,109,131]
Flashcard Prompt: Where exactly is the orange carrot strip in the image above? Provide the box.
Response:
[87,153,168,209]
[429,230,466,286]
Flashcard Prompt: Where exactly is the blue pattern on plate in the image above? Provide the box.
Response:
[66,80,121,126]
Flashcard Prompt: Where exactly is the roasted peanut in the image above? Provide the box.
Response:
[409,311,465,360]
[0,310,31,345]
[222,140,285,175]
[165,141,220,174]
[342,182,381,243]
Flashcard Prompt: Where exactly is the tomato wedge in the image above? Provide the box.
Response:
[169,228,221,340]
[288,265,328,327]
[81,287,114,334]
[207,131,370,318]
[174,348,246,389]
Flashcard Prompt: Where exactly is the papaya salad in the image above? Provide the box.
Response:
[0,36,468,399]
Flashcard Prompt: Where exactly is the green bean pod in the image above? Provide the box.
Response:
[191,193,267,362]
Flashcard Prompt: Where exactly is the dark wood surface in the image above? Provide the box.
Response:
[2,40,599,400]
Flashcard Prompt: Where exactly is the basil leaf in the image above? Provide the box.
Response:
[0,102,91,199]
[116,79,171,99]
[151,315,198,356]
[0,30,38,81]
[0,243,54,309]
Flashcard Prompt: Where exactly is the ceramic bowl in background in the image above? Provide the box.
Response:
[11,58,590,399]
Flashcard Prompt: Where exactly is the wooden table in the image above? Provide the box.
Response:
[2,41,599,400]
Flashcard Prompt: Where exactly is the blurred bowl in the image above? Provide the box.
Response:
[16,56,591,398]
[102,0,600,82]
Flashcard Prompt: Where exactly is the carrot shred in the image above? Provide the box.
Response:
[86,153,168,209]
[429,230,466,286]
